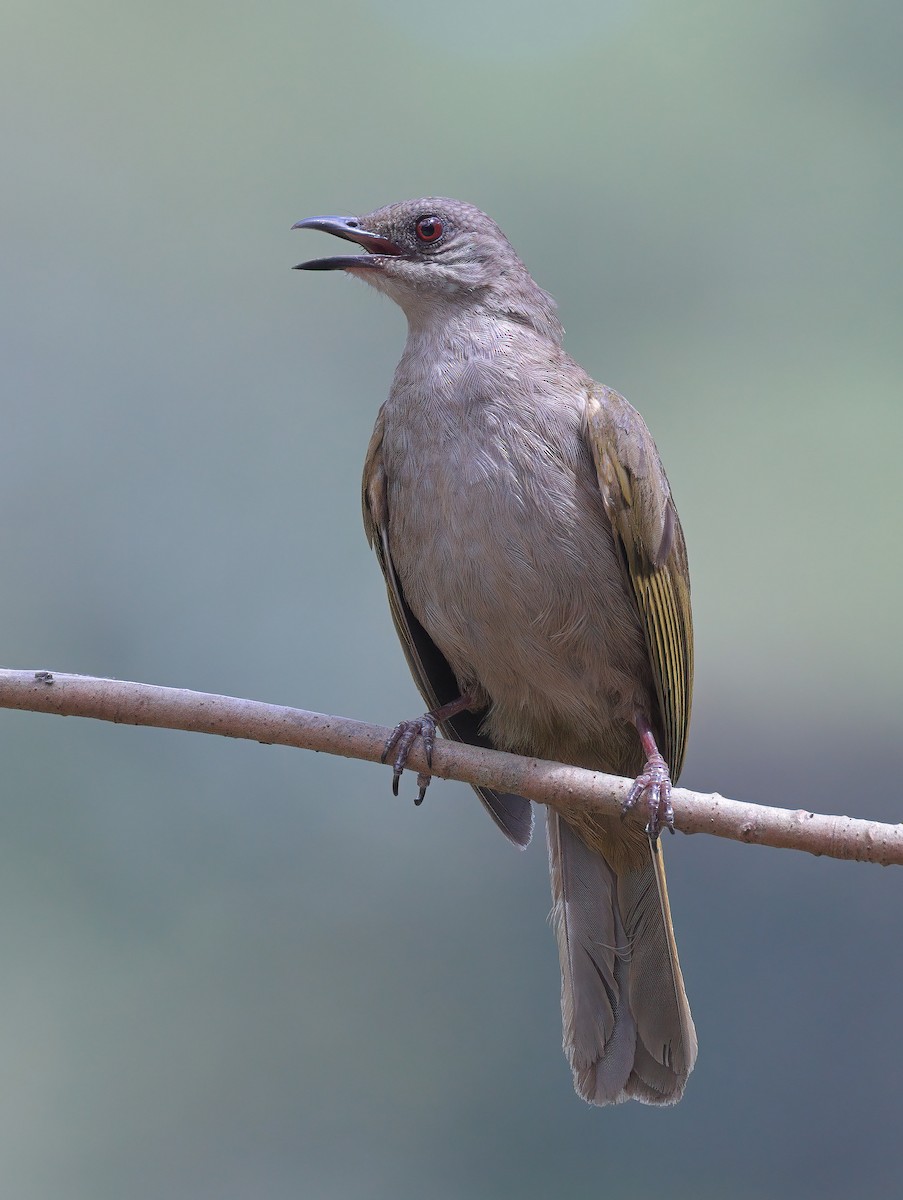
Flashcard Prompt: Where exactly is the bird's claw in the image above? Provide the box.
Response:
[621,752,674,839]
[381,714,438,805]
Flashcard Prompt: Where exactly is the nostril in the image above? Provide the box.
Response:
[345,218,360,228]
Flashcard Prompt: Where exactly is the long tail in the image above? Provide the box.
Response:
[546,810,697,1105]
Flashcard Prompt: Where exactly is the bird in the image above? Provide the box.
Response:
[292,198,697,1105]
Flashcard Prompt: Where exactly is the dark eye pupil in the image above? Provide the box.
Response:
[416,217,443,242]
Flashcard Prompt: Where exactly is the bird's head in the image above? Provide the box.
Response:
[292,197,562,340]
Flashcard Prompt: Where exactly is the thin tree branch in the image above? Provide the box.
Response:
[0,668,899,866]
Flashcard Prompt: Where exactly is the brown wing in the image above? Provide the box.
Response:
[362,409,533,847]
[582,386,693,778]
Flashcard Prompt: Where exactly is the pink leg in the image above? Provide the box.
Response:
[381,693,474,805]
[621,715,675,838]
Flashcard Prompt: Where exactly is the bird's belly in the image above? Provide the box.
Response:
[385,434,653,770]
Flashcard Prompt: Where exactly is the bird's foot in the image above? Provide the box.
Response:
[621,752,674,839]
[380,692,475,806]
[381,714,438,805]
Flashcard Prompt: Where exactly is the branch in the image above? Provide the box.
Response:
[0,669,899,866]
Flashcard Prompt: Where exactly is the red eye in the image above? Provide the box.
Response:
[415,216,444,243]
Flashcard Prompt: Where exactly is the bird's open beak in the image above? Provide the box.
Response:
[291,216,407,271]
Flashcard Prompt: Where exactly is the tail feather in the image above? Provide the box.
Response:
[546,811,696,1106]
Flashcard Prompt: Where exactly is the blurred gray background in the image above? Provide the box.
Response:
[1,1,901,1197]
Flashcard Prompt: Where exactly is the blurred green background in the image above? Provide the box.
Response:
[1,1,901,1196]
